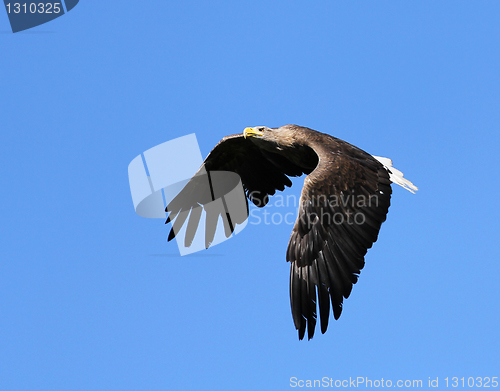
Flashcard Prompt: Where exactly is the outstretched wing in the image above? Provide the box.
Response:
[287,138,392,340]
[166,134,307,247]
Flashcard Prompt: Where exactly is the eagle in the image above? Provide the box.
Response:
[165,125,417,340]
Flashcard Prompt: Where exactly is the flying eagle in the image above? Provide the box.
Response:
[165,125,417,340]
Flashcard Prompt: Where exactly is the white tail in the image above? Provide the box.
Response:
[372,156,418,194]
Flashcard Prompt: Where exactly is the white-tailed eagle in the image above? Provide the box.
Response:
[166,125,417,340]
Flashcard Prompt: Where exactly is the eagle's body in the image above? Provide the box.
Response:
[166,125,417,339]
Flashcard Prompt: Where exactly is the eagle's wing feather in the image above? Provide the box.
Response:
[287,137,392,339]
[166,134,307,244]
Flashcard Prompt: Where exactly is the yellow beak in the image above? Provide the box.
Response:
[243,127,264,139]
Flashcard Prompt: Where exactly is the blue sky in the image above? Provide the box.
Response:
[1,1,499,390]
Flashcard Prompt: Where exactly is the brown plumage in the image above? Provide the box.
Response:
[166,125,417,340]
